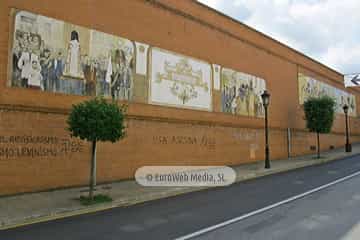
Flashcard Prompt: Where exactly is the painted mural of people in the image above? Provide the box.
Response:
[12,10,137,99]
[221,70,266,117]
[64,31,83,78]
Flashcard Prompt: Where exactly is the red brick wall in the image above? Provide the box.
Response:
[0,0,359,195]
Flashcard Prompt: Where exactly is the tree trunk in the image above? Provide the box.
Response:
[317,132,320,159]
[89,140,97,200]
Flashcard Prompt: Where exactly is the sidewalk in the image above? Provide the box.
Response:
[1,145,360,230]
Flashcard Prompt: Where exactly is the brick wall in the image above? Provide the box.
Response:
[0,0,359,195]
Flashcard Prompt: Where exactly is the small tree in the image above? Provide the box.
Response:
[303,96,336,158]
[67,97,126,200]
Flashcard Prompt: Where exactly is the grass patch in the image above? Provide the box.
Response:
[79,194,113,206]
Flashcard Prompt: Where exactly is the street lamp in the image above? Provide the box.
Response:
[261,90,270,169]
[343,105,352,152]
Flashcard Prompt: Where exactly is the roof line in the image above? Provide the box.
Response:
[193,0,343,77]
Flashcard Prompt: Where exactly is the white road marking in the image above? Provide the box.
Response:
[175,170,360,240]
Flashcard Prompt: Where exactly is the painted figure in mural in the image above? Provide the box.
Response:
[110,49,132,100]
[230,86,237,114]
[28,60,42,89]
[341,96,346,109]
[237,84,248,116]
[222,82,238,114]
[12,39,22,87]
[83,57,97,96]
[349,96,355,113]
[124,58,133,100]
[111,49,124,99]
[14,32,42,89]
[40,48,53,91]
[224,87,231,113]
[50,51,65,92]
[303,81,311,100]
[97,57,109,96]
[40,40,46,55]
[30,34,42,59]
[248,82,256,117]
[39,48,64,93]
[17,32,27,50]
[255,95,263,117]
[64,31,84,79]
[302,80,316,102]
[17,44,38,88]
[221,86,227,112]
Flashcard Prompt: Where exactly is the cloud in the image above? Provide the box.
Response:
[197,0,360,74]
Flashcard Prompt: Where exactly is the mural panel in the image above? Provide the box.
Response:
[10,10,134,100]
[221,68,266,118]
[298,73,356,116]
[149,48,212,111]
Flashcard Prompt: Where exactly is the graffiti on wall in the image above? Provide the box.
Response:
[221,68,266,117]
[10,10,134,100]
[298,73,357,116]
[152,135,216,150]
[0,135,84,159]
[149,48,212,111]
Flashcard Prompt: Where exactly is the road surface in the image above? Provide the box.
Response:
[193,168,360,240]
[2,154,360,240]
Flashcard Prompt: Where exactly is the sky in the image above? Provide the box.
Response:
[197,0,360,75]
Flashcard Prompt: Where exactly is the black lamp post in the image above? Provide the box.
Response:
[261,90,271,169]
[343,105,352,152]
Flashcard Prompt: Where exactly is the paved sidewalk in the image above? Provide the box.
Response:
[1,145,360,230]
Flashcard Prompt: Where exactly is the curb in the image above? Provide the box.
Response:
[1,152,359,231]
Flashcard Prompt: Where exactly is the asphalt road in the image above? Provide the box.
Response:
[194,167,360,240]
[2,154,360,240]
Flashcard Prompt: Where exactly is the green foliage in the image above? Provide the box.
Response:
[67,97,126,142]
[79,194,113,205]
[303,96,336,134]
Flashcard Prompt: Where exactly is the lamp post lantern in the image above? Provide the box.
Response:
[261,90,271,169]
[343,105,352,152]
